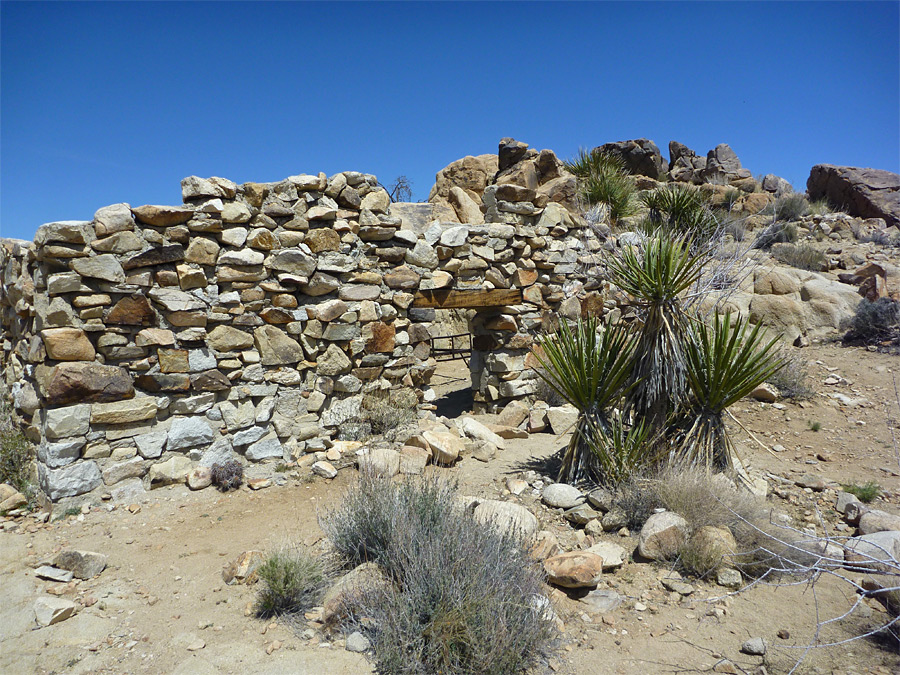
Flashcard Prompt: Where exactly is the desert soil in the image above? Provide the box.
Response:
[2,341,899,675]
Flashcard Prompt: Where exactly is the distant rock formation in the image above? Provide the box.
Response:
[595,139,668,181]
[807,164,900,228]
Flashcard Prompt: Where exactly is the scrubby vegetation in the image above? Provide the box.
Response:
[564,149,637,223]
[766,346,815,400]
[843,480,881,503]
[0,384,36,506]
[771,242,827,271]
[339,390,419,442]
[770,193,810,222]
[256,544,331,618]
[844,297,900,345]
[321,471,558,675]
[753,221,798,250]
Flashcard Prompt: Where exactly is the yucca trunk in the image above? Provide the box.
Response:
[627,302,688,434]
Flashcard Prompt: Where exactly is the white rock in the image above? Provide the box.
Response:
[542,483,584,509]
[34,597,77,626]
[312,461,338,479]
[168,417,214,451]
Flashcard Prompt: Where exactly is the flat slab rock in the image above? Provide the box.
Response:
[34,596,77,626]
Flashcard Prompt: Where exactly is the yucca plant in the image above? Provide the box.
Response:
[583,415,661,487]
[564,148,637,223]
[640,184,717,244]
[533,317,635,484]
[607,234,708,433]
[675,312,785,471]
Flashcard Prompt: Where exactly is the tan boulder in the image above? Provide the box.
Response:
[543,551,604,588]
[428,154,499,210]
[448,186,485,225]
[322,562,390,625]
[638,511,689,561]
[41,328,95,361]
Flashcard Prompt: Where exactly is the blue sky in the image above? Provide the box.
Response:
[1,1,898,241]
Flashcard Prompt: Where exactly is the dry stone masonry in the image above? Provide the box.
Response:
[3,136,898,504]
[0,141,615,503]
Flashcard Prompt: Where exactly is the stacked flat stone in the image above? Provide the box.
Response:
[0,144,618,502]
[1,172,447,501]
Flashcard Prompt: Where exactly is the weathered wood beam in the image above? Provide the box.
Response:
[411,288,523,309]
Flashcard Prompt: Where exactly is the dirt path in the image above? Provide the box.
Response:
[2,342,899,674]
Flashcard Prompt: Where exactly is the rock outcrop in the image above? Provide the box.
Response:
[596,138,668,180]
[807,164,900,228]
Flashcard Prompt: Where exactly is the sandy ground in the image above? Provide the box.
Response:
[2,341,900,675]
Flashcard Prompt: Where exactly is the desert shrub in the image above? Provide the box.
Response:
[361,390,418,438]
[766,346,815,400]
[769,193,809,222]
[0,386,35,503]
[843,480,881,503]
[532,369,567,407]
[0,428,35,503]
[256,544,331,618]
[722,216,746,242]
[844,298,900,344]
[753,221,798,250]
[612,478,662,531]
[340,390,418,442]
[652,469,817,579]
[211,460,243,491]
[322,472,557,675]
[678,538,729,577]
[723,188,742,212]
[564,149,637,223]
[771,243,827,271]
[728,518,821,579]
[807,198,835,216]
[655,469,762,533]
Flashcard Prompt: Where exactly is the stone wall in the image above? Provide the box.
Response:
[0,154,609,503]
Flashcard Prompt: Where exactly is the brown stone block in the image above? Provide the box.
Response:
[135,373,191,392]
[105,296,155,326]
[158,348,189,373]
[122,244,185,270]
[43,362,134,406]
[367,321,396,353]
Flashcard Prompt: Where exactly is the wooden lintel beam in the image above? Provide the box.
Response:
[411,288,523,310]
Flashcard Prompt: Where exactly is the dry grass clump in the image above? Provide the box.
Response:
[611,477,663,531]
[771,243,827,271]
[654,469,762,532]
[844,298,900,345]
[320,471,558,675]
[753,221,798,250]
[340,390,419,442]
[255,544,332,618]
[650,469,819,578]
[766,346,816,400]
